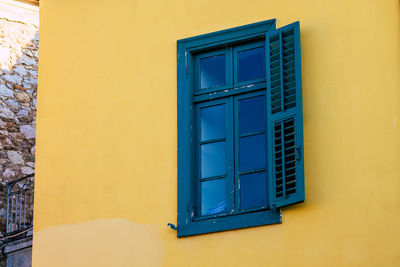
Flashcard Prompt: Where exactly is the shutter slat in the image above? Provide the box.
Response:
[283,54,295,63]
[284,80,296,88]
[271,80,281,87]
[284,68,295,76]
[284,73,295,81]
[270,66,281,75]
[285,87,296,95]
[283,61,295,69]
[271,73,281,81]
[282,47,295,55]
[267,21,305,208]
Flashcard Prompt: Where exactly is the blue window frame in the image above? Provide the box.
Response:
[177,19,304,237]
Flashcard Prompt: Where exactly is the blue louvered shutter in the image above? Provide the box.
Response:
[266,21,304,208]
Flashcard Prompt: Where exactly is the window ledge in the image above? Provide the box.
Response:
[178,209,281,237]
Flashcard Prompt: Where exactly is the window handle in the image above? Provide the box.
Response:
[167,223,178,231]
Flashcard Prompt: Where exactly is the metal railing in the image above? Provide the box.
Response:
[5,174,34,236]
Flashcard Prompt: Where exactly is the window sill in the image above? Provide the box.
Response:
[177,209,281,237]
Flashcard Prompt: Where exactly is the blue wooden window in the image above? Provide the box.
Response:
[177,20,304,237]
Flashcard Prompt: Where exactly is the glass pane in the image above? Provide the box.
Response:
[239,95,265,135]
[239,134,266,171]
[201,141,226,178]
[240,172,266,209]
[201,179,226,215]
[200,55,225,89]
[201,104,225,141]
[237,47,265,82]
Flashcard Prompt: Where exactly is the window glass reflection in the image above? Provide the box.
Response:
[201,179,226,215]
[201,104,225,141]
[239,134,266,171]
[201,141,226,178]
[239,95,265,135]
[200,55,225,89]
[240,172,266,209]
[237,47,265,82]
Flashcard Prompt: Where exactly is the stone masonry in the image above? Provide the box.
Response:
[0,18,38,231]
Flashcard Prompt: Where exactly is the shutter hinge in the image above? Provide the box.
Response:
[296,146,302,161]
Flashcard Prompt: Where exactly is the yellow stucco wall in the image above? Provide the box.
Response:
[33,0,400,266]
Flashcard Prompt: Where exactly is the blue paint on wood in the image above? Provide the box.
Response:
[177,19,303,237]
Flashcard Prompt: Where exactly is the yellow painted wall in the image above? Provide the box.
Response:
[33,0,400,266]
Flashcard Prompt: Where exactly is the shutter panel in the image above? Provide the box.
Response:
[266,21,304,208]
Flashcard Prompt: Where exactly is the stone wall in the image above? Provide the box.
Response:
[0,18,38,231]
[4,234,32,267]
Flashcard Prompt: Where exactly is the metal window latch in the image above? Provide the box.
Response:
[296,146,302,161]
[167,223,178,231]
